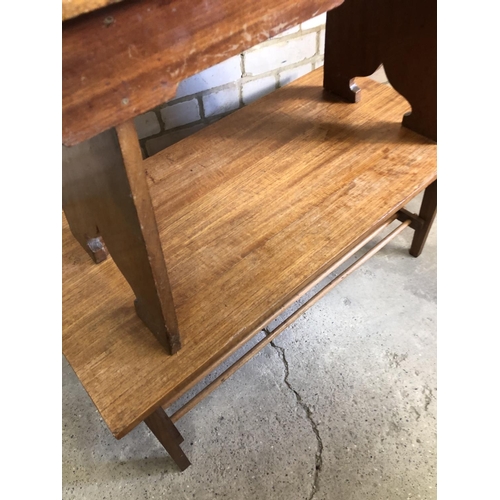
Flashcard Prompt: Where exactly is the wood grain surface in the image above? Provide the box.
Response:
[62,0,344,146]
[63,70,436,439]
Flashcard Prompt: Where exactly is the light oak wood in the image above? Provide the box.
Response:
[63,70,436,440]
[169,218,410,423]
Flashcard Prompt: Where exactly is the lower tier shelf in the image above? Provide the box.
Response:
[63,68,436,439]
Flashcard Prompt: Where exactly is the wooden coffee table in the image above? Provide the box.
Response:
[62,0,436,470]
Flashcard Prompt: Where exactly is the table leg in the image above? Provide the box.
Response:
[410,180,437,257]
[144,408,191,471]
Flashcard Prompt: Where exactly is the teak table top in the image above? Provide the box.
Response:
[63,70,436,439]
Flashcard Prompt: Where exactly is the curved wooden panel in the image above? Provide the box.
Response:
[323,0,436,141]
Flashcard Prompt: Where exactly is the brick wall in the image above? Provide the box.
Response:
[134,13,387,158]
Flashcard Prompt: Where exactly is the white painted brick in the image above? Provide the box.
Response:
[314,59,324,70]
[244,33,317,76]
[271,25,300,39]
[145,123,206,156]
[319,29,325,56]
[202,85,240,117]
[161,99,200,130]
[133,111,161,140]
[301,13,326,30]
[176,56,241,98]
[279,63,313,87]
[242,76,276,105]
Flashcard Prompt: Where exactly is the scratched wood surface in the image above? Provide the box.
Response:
[62,0,344,146]
[63,70,436,439]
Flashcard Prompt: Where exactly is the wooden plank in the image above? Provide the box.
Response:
[146,71,436,352]
[62,0,344,146]
[62,121,181,354]
[63,71,436,440]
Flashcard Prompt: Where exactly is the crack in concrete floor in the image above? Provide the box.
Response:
[271,340,323,500]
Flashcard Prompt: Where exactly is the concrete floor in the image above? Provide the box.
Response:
[63,195,436,499]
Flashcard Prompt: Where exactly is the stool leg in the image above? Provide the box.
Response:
[62,122,181,354]
[323,0,436,141]
[144,407,191,471]
[62,210,108,264]
[410,180,437,257]
[62,145,109,264]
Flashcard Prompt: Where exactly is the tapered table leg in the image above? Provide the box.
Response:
[410,180,437,257]
[144,408,191,471]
